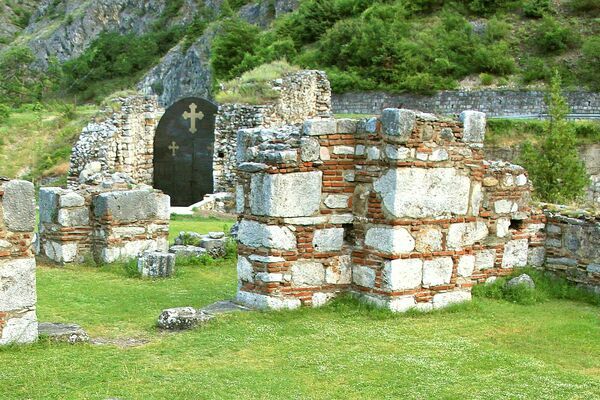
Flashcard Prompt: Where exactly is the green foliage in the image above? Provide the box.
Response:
[519,72,588,203]
[0,103,10,124]
[521,57,552,83]
[569,0,600,15]
[533,16,578,53]
[473,268,600,306]
[210,18,260,81]
[522,0,551,18]
[578,35,600,91]
[215,60,300,104]
[479,73,493,85]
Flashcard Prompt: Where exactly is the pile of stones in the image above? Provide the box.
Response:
[169,231,228,258]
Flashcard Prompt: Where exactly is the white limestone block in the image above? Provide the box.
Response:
[237,256,253,282]
[313,228,344,252]
[475,249,496,270]
[365,226,415,255]
[432,291,472,309]
[446,222,489,250]
[457,255,475,278]
[59,192,85,208]
[236,290,301,310]
[385,145,410,160]
[250,171,322,217]
[496,217,511,238]
[459,110,486,143]
[415,226,443,253]
[515,174,528,186]
[0,309,37,345]
[382,259,423,290]
[324,194,349,209]
[333,145,354,155]
[0,258,36,310]
[422,257,454,286]
[494,199,517,214]
[235,184,245,214]
[502,239,529,268]
[470,182,483,216]
[237,219,297,250]
[43,241,78,263]
[291,261,325,287]
[374,168,471,219]
[430,148,449,161]
[325,255,352,284]
[352,265,376,288]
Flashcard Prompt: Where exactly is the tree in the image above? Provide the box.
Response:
[520,71,588,203]
[0,46,39,105]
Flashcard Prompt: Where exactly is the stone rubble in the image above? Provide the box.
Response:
[138,251,176,278]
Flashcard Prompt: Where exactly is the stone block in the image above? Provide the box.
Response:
[457,255,475,278]
[157,307,213,330]
[447,222,489,250]
[291,261,325,287]
[527,247,546,267]
[200,237,227,258]
[385,145,410,160]
[169,245,207,258]
[415,226,443,253]
[38,322,89,344]
[313,228,344,252]
[236,290,301,310]
[470,182,483,216]
[365,226,415,255]
[496,217,510,238]
[432,291,471,309]
[494,199,517,214]
[357,117,378,134]
[248,254,285,263]
[324,194,349,209]
[138,251,175,277]
[94,189,160,222]
[155,193,171,220]
[0,258,36,310]
[57,207,90,227]
[2,180,35,232]
[382,259,423,291]
[366,146,381,160]
[381,109,415,141]
[237,256,254,282]
[333,145,354,155]
[319,147,330,160]
[101,238,168,263]
[300,137,320,162]
[43,241,78,263]
[352,265,376,288]
[237,219,296,250]
[250,171,322,217]
[59,192,85,208]
[336,118,357,134]
[0,309,37,345]
[475,249,496,270]
[235,184,245,214]
[38,187,63,223]
[422,257,454,286]
[459,110,486,143]
[312,292,333,308]
[325,255,352,284]
[501,239,529,268]
[374,168,471,219]
[303,119,337,136]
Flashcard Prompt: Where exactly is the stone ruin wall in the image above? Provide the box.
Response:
[214,70,332,193]
[0,178,37,344]
[38,185,170,264]
[542,208,600,293]
[68,96,162,188]
[234,109,545,311]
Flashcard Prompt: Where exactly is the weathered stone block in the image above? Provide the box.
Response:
[432,291,471,309]
[236,290,301,310]
[374,168,471,218]
[325,255,352,284]
[43,241,78,263]
[313,228,344,252]
[501,239,529,268]
[157,307,213,330]
[3,180,35,232]
[459,110,486,143]
[57,207,89,227]
[138,251,175,277]
[496,217,511,238]
[415,226,443,253]
[250,171,322,217]
[101,238,168,263]
[365,226,415,255]
[94,189,160,222]
[0,258,36,310]
[385,145,410,160]
[333,145,354,155]
[59,192,85,208]
[300,137,320,162]
[423,257,454,286]
[38,187,63,223]
[303,119,337,136]
[237,219,296,250]
[0,309,37,345]
[352,265,376,288]
[494,199,517,214]
[324,194,349,209]
[237,256,253,282]
[291,261,325,287]
[336,118,357,134]
[169,245,207,258]
[447,221,489,250]
[382,259,423,291]
[475,249,496,270]
[381,108,415,141]
[527,246,546,267]
[457,255,475,278]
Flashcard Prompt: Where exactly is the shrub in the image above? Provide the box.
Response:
[569,0,600,15]
[480,73,494,85]
[0,103,10,124]
[210,18,260,81]
[533,16,578,53]
[519,71,588,203]
[523,0,551,18]
[522,57,552,83]
[473,41,515,75]
[577,36,600,91]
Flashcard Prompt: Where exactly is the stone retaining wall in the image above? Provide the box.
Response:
[234,109,544,311]
[332,90,600,118]
[214,70,332,193]
[38,186,170,264]
[542,208,600,293]
[0,178,37,344]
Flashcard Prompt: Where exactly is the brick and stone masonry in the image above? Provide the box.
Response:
[38,185,170,264]
[0,178,38,344]
[234,109,544,311]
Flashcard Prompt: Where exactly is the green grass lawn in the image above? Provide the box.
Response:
[1,217,599,399]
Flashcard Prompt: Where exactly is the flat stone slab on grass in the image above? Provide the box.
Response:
[38,322,89,344]
[157,307,214,330]
[200,300,252,316]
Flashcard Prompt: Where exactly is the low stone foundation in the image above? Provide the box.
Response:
[0,178,37,344]
[542,207,600,293]
[234,109,543,311]
[39,185,170,264]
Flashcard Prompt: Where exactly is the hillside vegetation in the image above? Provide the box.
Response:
[211,0,600,93]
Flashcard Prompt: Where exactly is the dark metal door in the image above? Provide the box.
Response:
[153,97,217,206]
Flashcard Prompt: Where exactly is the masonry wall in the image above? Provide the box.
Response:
[214,70,332,193]
[39,186,170,264]
[332,90,600,118]
[234,109,543,311]
[68,96,162,188]
[0,178,37,344]
[543,209,600,293]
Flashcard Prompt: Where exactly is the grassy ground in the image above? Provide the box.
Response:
[0,217,599,399]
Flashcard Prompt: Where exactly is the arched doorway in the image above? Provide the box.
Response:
[153,97,218,206]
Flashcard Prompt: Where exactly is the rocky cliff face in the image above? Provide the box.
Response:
[0,0,37,50]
